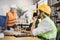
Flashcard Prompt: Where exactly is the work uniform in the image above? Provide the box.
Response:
[32,14,57,40]
[7,11,18,30]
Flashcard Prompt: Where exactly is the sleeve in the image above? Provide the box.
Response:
[32,20,53,36]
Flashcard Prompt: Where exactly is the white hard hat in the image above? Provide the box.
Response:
[10,5,17,9]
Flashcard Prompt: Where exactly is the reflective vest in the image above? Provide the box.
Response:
[37,14,57,39]
[7,11,18,27]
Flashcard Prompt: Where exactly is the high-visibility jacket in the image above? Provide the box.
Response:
[37,14,57,39]
[32,14,57,39]
[7,11,18,27]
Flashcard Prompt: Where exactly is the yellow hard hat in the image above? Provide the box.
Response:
[38,4,51,15]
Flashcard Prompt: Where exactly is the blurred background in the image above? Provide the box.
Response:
[0,0,60,40]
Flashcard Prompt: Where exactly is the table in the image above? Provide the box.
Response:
[0,24,40,40]
[0,36,40,40]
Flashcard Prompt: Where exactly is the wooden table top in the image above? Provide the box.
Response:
[0,36,40,40]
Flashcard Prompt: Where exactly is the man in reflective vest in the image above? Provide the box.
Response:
[21,4,57,40]
[6,5,18,30]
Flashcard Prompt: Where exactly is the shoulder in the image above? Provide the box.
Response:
[6,11,10,16]
[41,18,51,26]
[6,11,11,14]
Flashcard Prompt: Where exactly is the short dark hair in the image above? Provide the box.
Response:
[44,13,50,16]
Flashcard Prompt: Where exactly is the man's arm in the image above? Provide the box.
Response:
[21,17,37,35]
[32,20,53,36]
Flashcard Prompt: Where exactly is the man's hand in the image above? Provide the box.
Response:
[21,30,34,36]
[14,28,21,31]
[32,17,37,22]
[21,30,31,34]
[15,23,19,25]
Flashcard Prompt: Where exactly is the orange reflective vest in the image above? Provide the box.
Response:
[7,11,18,27]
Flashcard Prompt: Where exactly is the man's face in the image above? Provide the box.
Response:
[11,8,16,13]
[38,10,43,18]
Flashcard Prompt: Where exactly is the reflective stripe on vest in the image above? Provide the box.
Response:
[7,11,18,26]
[37,14,57,39]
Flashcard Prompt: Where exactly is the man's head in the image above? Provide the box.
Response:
[38,4,51,19]
[10,5,17,13]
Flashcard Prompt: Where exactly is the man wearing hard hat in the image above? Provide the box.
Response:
[6,5,19,30]
[21,4,57,40]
